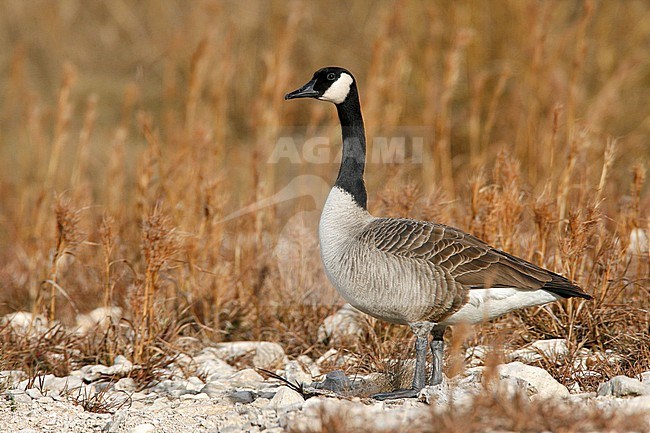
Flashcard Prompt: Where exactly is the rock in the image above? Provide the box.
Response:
[297,355,321,377]
[253,342,287,369]
[508,339,569,363]
[497,362,570,399]
[570,370,602,382]
[573,349,625,370]
[315,348,357,368]
[112,355,134,374]
[36,396,54,404]
[184,376,205,393]
[228,368,265,387]
[78,365,107,382]
[620,395,650,415]
[78,356,134,382]
[26,388,43,399]
[627,227,649,256]
[1,312,49,336]
[458,366,485,387]
[48,375,84,395]
[180,392,209,400]
[200,381,228,397]
[151,397,169,409]
[75,306,122,335]
[284,360,312,387]
[317,304,367,344]
[496,375,537,398]
[150,378,200,398]
[638,371,650,383]
[130,423,155,433]
[193,348,236,379]
[418,381,451,405]
[419,373,483,409]
[267,386,304,411]
[228,390,257,404]
[212,341,287,369]
[464,345,492,367]
[17,373,72,395]
[5,389,32,404]
[312,370,351,393]
[105,409,127,432]
[296,397,424,432]
[220,424,251,433]
[213,341,261,360]
[199,359,236,381]
[316,348,339,365]
[0,370,27,386]
[66,384,98,401]
[597,375,649,397]
[114,377,136,392]
[262,428,284,433]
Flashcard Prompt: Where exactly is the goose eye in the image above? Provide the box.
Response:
[327,73,336,81]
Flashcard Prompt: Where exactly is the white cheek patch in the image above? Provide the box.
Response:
[319,73,353,104]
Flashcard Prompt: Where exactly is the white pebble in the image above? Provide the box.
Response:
[130,423,155,433]
[268,386,304,411]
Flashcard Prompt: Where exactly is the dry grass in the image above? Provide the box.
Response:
[0,0,648,427]
[304,392,649,433]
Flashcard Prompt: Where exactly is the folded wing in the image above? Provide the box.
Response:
[357,218,591,299]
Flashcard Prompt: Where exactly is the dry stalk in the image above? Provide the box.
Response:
[38,194,84,322]
[70,94,98,204]
[34,64,77,240]
[99,214,116,309]
[185,36,210,137]
[44,63,77,188]
[481,66,511,151]
[595,138,617,205]
[468,71,487,165]
[133,203,181,363]
[106,127,127,217]
[436,28,473,195]
[565,0,594,145]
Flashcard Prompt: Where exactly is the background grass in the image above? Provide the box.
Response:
[0,0,648,411]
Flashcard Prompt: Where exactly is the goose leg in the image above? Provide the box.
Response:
[429,325,446,385]
[372,322,435,400]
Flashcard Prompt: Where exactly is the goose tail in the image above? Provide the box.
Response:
[542,273,592,299]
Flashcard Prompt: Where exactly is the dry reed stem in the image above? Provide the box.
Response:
[565,0,594,145]
[44,64,77,188]
[134,203,181,363]
[36,194,84,322]
[99,214,116,310]
[436,28,473,195]
[34,64,77,240]
[70,94,98,204]
[481,66,511,152]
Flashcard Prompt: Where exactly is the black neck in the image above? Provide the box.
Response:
[334,85,367,210]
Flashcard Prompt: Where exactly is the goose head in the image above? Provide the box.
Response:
[285,67,355,105]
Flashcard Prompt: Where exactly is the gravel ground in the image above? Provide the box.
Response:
[2,311,650,433]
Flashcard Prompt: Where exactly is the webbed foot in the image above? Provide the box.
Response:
[372,388,420,400]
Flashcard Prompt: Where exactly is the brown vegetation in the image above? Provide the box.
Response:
[0,0,648,428]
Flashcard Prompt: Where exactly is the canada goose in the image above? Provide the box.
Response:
[285,67,592,400]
